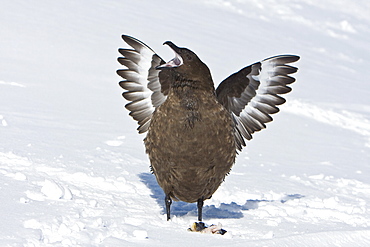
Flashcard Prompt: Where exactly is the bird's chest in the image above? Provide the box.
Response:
[153,89,222,133]
[145,88,234,156]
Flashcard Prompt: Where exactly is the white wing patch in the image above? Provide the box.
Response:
[117,35,167,134]
[218,55,299,151]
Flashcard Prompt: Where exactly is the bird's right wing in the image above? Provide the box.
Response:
[117,35,169,133]
[216,55,300,151]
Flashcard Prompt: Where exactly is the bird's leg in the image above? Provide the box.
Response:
[197,197,204,222]
[165,194,172,221]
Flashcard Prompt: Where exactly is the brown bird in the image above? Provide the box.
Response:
[117,35,299,222]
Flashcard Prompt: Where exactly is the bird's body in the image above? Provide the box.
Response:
[117,35,300,221]
[145,84,235,203]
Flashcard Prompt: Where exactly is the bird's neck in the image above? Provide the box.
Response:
[171,73,215,92]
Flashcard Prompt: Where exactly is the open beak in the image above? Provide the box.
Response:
[156,41,183,69]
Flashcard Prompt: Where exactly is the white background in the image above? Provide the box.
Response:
[1,0,370,246]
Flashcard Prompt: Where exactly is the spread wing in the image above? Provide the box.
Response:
[117,35,169,133]
[216,55,300,151]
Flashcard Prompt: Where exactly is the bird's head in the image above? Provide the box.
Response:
[156,41,213,90]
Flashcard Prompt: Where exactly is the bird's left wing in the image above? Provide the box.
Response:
[216,55,300,151]
[117,35,168,133]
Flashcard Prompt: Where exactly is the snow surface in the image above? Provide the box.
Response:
[1,0,370,246]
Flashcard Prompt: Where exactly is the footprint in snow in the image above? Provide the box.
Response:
[41,179,73,200]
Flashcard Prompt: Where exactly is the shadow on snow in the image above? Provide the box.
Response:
[139,172,304,220]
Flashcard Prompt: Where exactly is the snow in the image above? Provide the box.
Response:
[1,0,370,246]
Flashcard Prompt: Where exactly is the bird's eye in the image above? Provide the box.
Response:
[186,54,193,61]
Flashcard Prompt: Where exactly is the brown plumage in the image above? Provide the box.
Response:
[117,35,300,221]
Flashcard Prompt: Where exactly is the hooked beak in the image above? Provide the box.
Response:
[156,41,183,69]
